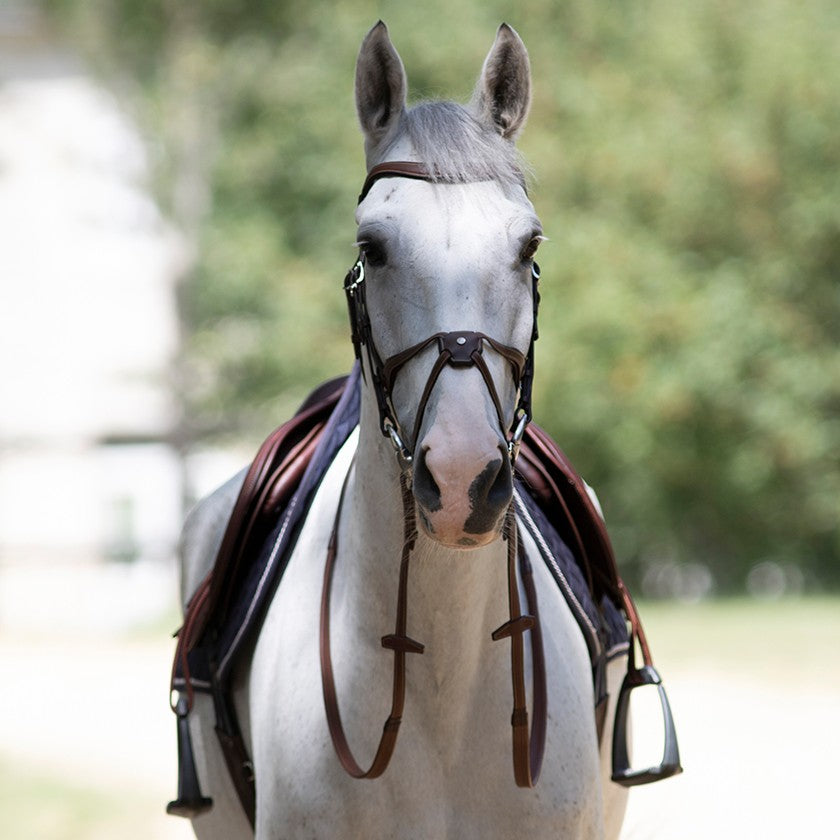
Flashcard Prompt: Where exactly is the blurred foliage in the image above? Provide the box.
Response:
[44,0,840,591]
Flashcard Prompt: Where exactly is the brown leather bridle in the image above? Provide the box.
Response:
[344,161,540,467]
[320,162,547,788]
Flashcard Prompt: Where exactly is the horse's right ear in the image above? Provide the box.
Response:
[472,23,531,141]
[355,21,407,150]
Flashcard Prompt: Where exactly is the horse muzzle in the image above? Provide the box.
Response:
[413,429,513,548]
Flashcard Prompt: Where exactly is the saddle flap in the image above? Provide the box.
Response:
[193,377,347,647]
[517,424,623,607]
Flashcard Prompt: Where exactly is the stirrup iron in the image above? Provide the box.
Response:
[611,664,682,786]
[167,694,213,818]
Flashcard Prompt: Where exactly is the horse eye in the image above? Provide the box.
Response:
[521,236,543,263]
[359,241,387,268]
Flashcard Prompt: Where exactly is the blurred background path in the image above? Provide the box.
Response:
[1,601,837,839]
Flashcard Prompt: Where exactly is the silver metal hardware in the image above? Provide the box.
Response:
[346,259,365,293]
[456,336,466,345]
[384,419,413,471]
[508,412,529,461]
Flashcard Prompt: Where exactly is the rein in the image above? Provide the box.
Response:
[320,161,547,788]
[319,465,422,779]
[320,463,547,786]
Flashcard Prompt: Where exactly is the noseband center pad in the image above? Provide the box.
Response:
[440,331,484,365]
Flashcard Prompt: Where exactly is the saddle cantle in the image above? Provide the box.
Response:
[168,366,681,826]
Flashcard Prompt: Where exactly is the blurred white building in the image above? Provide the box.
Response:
[0,6,187,631]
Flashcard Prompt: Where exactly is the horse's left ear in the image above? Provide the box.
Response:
[355,21,408,152]
[472,24,531,141]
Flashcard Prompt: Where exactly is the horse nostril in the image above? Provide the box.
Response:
[413,448,442,513]
[464,451,512,535]
[486,453,514,509]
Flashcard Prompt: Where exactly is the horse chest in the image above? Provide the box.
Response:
[243,444,604,839]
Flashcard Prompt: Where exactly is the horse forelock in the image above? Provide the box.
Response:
[377,101,530,193]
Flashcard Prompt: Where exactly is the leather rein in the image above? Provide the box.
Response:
[320,161,547,788]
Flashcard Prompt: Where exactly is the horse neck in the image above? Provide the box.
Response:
[341,383,511,672]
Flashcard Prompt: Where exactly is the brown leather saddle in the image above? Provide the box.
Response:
[167,372,681,827]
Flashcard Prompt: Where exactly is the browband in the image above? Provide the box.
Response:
[358,160,527,204]
[358,161,434,204]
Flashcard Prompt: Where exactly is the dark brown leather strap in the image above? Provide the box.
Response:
[358,160,527,205]
[320,466,424,778]
[358,161,434,204]
[521,546,548,773]
[215,727,256,827]
[491,505,547,787]
[617,579,653,669]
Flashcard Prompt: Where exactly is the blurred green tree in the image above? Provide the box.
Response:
[44,0,840,591]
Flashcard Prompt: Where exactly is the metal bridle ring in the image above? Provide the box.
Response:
[508,412,529,461]
[384,420,413,470]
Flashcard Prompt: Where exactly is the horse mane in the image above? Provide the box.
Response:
[378,101,530,191]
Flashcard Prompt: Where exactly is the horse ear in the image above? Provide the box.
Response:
[472,23,531,141]
[355,21,407,149]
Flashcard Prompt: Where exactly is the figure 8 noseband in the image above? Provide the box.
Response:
[344,161,541,468]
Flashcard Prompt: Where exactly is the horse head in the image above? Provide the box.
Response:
[351,22,543,548]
